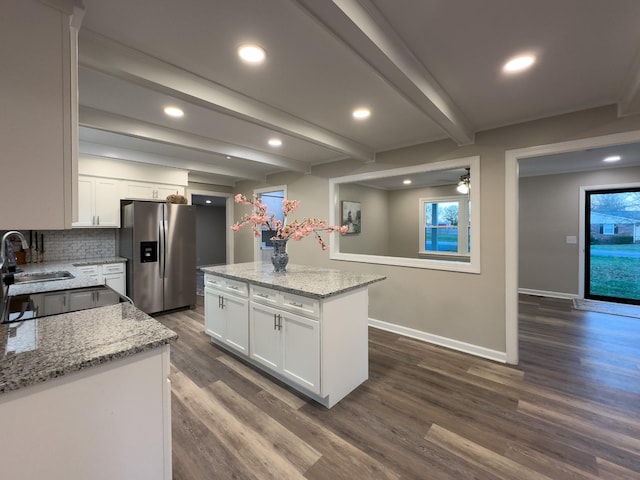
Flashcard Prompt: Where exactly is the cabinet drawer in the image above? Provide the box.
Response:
[224,278,248,297]
[75,265,99,278]
[204,274,225,290]
[102,262,124,274]
[281,292,320,318]
[250,285,279,306]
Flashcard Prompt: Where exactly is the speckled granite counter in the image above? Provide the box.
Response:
[0,302,177,394]
[8,257,126,296]
[201,262,385,298]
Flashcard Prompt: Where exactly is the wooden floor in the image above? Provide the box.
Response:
[156,295,640,479]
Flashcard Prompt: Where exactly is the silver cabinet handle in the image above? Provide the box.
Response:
[289,301,304,308]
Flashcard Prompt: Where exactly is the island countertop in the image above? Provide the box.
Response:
[0,303,177,395]
[201,262,385,298]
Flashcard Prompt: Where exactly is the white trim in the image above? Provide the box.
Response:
[187,189,233,265]
[518,288,578,300]
[369,318,507,363]
[505,129,640,366]
[329,156,481,273]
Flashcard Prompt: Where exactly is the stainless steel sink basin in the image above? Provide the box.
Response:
[13,271,75,284]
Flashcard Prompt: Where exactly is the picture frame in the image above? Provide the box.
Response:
[341,200,361,234]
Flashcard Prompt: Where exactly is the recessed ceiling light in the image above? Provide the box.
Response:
[503,55,536,73]
[226,156,231,159]
[604,155,621,162]
[403,179,412,185]
[352,108,371,119]
[238,44,266,64]
[205,200,212,204]
[268,138,282,147]
[163,106,184,118]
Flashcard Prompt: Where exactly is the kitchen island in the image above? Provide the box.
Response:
[0,294,177,479]
[201,262,385,408]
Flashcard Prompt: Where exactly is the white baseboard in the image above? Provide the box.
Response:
[368,318,507,364]
[518,288,579,300]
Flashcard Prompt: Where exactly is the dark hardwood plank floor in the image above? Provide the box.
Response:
[156,295,640,479]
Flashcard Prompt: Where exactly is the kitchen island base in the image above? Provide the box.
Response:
[202,263,385,408]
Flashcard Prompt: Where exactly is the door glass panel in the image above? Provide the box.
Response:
[586,188,640,304]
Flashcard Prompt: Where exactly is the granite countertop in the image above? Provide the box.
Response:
[201,262,386,298]
[0,303,177,395]
[8,258,127,296]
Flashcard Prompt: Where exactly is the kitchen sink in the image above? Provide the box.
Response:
[13,271,75,284]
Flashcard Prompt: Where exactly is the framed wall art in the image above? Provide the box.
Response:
[341,200,361,234]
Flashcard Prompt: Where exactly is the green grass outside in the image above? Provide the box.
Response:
[590,244,640,300]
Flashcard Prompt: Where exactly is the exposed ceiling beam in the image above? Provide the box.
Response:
[618,46,640,116]
[78,30,376,162]
[79,106,309,173]
[294,0,475,146]
[79,139,263,183]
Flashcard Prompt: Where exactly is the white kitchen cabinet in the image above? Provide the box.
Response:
[40,292,68,316]
[0,0,82,230]
[0,346,172,480]
[69,288,119,310]
[73,176,121,228]
[250,302,320,393]
[204,271,371,408]
[123,181,185,201]
[204,275,249,354]
[74,262,126,296]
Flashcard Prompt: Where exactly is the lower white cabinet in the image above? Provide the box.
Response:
[204,273,370,408]
[250,302,320,394]
[0,346,172,480]
[204,277,249,355]
[33,287,121,316]
[74,262,126,296]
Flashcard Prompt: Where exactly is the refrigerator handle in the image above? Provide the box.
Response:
[159,220,167,279]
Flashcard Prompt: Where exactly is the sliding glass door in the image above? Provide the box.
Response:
[585,187,640,304]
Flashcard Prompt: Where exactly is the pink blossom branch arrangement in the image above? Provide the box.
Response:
[231,194,347,250]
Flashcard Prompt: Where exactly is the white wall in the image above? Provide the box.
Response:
[231,105,640,362]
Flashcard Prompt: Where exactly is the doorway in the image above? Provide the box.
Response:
[253,186,286,262]
[585,187,640,304]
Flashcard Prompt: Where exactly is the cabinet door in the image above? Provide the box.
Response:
[281,312,320,394]
[93,179,120,227]
[124,182,156,200]
[42,293,68,316]
[155,185,183,201]
[204,288,224,340]
[222,294,248,354]
[249,303,281,371]
[68,290,95,311]
[95,288,120,307]
[73,177,95,227]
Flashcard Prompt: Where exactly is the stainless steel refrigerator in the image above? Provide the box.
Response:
[120,200,196,314]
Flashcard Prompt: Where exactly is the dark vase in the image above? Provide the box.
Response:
[271,238,289,272]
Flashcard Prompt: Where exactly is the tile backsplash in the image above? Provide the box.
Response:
[34,229,117,262]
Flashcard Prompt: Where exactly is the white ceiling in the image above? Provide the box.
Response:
[77,0,640,186]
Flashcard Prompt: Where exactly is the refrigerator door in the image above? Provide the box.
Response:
[162,203,196,311]
[129,201,164,314]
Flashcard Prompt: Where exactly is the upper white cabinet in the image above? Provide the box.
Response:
[123,181,185,201]
[73,176,120,228]
[0,0,83,230]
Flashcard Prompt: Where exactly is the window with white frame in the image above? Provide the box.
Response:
[419,196,470,255]
[602,223,615,235]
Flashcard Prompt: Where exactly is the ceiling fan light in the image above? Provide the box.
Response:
[456,181,469,194]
